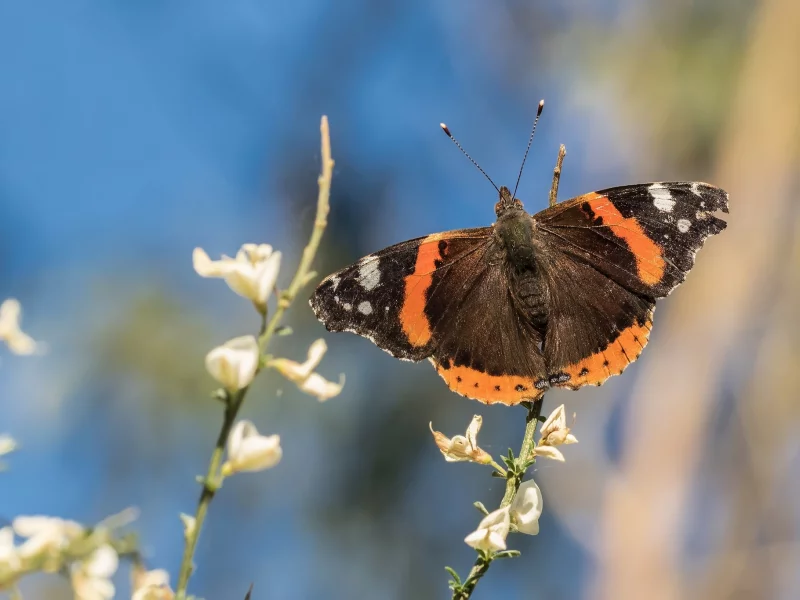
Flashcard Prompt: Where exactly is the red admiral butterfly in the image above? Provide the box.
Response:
[310,102,728,405]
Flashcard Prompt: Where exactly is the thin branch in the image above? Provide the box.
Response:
[175,116,334,599]
[548,145,566,207]
[260,115,334,353]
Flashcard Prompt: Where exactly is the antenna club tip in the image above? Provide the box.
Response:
[537,99,545,114]
[439,123,451,136]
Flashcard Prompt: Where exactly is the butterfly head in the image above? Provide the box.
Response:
[495,186,525,218]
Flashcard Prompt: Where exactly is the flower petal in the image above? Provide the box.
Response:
[85,545,119,578]
[299,372,344,401]
[192,248,232,277]
[255,251,282,305]
[533,445,565,461]
[227,420,258,459]
[511,479,543,536]
[205,335,259,392]
[540,404,566,439]
[465,415,483,449]
[230,435,282,472]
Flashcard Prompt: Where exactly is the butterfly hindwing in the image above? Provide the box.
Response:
[424,243,548,405]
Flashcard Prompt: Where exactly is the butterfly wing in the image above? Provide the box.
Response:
[534,181,728,389]
[310,228,548,404]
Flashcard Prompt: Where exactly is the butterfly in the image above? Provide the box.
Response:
[309,104,728,405]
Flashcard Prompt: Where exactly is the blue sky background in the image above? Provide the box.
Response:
[3,1,797,599]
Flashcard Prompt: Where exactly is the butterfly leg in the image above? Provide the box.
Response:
[548,144,567,207]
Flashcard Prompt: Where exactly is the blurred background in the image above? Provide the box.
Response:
[1,0,798,598]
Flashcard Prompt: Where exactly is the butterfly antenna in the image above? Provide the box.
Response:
[440,123,500,193]
[512,99,545,199]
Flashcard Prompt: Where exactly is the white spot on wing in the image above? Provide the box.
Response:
[357,301,373,315]
[343,302,352,311]
[690,182,703,197]
[677,219,691,233]
[357,260,381,291]
[649,183,676,212]
[329,275,341,291]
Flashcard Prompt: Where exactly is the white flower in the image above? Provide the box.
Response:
[268,339,345,402]
[193,244,282,312]
[0,435,16,456]
[71,544,118,600]
[0,526,21,573]
[533,404,578,462]
[221,420,282,476]
[510,479,543,535]
[132,566,174,600]
[429,415,491,464]
[0,298,40,355]
[205,335,260,392]
[269,339,326,380]
[13,516,84,561]
[464,506,510,552]
[297,372,345,402]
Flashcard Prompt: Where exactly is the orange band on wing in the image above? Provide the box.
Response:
[558,315,653,389]
[584,193,665,286]
[400,235,447,346]
[432,359,544,406]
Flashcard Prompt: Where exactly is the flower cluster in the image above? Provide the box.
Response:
[0,513,144,599]
[464,479,543,552]
[431,404,579,556]
[195,243,344,402]
[132,565,175,600]
[533,404,578,462]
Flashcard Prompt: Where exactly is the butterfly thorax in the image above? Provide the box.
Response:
[494,194,550,336]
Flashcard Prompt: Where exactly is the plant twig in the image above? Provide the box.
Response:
[548,145,566,207]
[451,396,545,600]
[259,115,334,353]
[175,116,334,599]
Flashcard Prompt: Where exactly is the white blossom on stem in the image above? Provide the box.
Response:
[464,506,510,552]
[268,339,344,401]
[0,435,16,457]
[13,516,84,563]
[429,415,491,464]
[132,565,175,600]
[221,420,282,476]
[193,244,281,312]
[510,479,543,535]
[533,404,578,462]
[70,544,118,600]
[205,335,260,392]
[0,299,40,355]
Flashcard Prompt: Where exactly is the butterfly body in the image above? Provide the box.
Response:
[311,181,728,405]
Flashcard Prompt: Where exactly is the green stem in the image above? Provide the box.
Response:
[175,116,334,599]
[453,396,545,600]
[175,391,243,597]
[501,398,543,507]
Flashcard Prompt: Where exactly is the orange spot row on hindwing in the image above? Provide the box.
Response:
[561,316,653,388]
[433,360,544,406]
